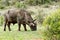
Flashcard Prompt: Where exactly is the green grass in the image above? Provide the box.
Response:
[0,24,42,40]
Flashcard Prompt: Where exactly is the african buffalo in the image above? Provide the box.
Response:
[4,9,37,31]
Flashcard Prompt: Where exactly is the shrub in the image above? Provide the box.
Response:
[25,0,41,5]
[43,9,60,40]
[15,2,26,8]
[0,4,5,9]
[0,0,10,6]
[25,0,53,5]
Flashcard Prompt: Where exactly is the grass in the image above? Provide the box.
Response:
[0,24,43,40]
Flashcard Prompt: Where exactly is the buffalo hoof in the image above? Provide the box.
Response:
[4,30,6,31]
[9,29,11,31]
[25,30,27,31]
[18,30,21,31]
[4,29,6,31]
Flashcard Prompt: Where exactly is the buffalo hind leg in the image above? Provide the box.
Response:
[23,24,27,31]
[8,22,11,31]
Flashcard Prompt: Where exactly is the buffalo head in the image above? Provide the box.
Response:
[29,19,37,31]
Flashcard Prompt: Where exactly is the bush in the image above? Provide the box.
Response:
[25,0,53,5]
[0,4,5,9]
[25,0,41,5]
[15,2,26,8]
[0,16,4,26]
[43,9,60,40]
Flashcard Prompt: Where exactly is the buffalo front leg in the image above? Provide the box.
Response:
[7,22,11,31]
[18,23,21,31]
[17,16,21,31]
[4,19,7,31]
[4,22,7,31]
[23,24,27,31]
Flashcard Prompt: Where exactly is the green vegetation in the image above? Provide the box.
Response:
[0,0,59,9]
[43,9,60,40]
[15,2,27,8]
[0,24,42,40]
[0,16,4,26]
[0,4,5,9]
[25,0,52,5]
